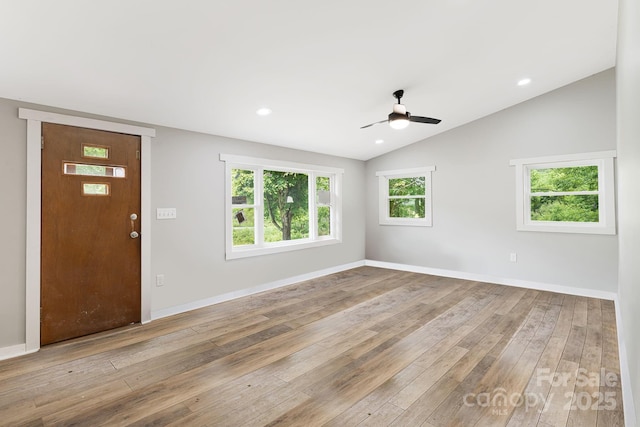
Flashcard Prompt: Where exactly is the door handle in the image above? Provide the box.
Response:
[130,213,140,239]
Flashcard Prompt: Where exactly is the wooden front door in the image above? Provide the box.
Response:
[41,123,141,345]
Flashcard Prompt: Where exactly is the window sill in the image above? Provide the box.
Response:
[226,237,341,260]
[379,219,432,227]
[517,222,616,235]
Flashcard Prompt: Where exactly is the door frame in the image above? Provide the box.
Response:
[20,108,155,352]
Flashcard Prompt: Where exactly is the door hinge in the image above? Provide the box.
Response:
[41,136,44,150]
[136,150,140,160]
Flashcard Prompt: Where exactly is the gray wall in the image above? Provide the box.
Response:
[365,69,618,293]
[0,98,365,348]
[0,99,28,347]
[149,126,366,311]
[616,0,640,422]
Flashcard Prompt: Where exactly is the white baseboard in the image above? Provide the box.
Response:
[5,256,633,425]
[364,260,617,301]
[151,260,366,320]
[0,343,38,361]
[152,259,617,322]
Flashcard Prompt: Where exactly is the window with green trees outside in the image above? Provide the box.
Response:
[529,165,599,223]
[377,167,435,227]
[221,154,343,259]
[511,151,616,235]
[388,176,426,219]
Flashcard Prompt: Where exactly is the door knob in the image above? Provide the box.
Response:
[130,213,140,239]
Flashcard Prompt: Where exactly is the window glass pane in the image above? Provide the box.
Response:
[316,176,331,236]
[232,169,254,204]
[263,170,309,242]
[83,145,109,159]
[390,198,426,218]
[232,208,255,245]
[530,166,598,193]
[318,206,331,236]
[64,163,125,178]
[389,177,425,197]
[82,183,110,196]
[316,176,331,205]
[530,195,599,222]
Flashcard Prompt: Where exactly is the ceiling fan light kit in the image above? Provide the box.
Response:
[361,89,441,130]
[389,113,410,129]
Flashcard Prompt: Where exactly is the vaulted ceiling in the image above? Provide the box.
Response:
[0,1,618,160]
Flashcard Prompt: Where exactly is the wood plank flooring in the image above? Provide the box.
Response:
[0,267,625,426]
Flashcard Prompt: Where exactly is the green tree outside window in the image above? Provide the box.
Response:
[529,166,599,222]
[388,177,426,218]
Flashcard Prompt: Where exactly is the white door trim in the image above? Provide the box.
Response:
[19,108,155,352]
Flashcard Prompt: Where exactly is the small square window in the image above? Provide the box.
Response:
[82,182,110,196]
[510,151,616,234]
[82,144,109,159]
[377,167,435,227]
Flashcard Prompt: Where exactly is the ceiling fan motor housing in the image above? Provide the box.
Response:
[392,103,407,114]
[389,103,410,124]
[389,103,410,129]
[389,111,410,121]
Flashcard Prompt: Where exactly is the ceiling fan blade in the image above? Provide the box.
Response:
[360,119,388,129]
[410,116,441,124]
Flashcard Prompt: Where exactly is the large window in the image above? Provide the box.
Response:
[221,154,343,259]
[377,167,435,226]
[510,151,616,234]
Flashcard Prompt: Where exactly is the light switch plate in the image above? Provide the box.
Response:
[157,208,177,219]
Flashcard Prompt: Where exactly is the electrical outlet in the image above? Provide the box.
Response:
[510,253,517,263]
[156,274,165,287]
[157,208,177,219]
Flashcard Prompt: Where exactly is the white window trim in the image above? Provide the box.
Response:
[377,166,435,227]
[220,154,343,260]
[510,150,616,235]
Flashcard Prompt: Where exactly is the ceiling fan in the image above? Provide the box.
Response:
[361,89,441,130]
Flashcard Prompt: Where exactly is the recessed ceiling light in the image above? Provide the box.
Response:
[256,107,272,116]
[375,139,384,144]
[517,78,532,86]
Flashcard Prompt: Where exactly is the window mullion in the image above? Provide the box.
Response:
[329,175,335,237]
[309,172,317,240]
[389,195,426,199]
[255,167,264,246]
[530,190,600,197]
[384,177,391,221]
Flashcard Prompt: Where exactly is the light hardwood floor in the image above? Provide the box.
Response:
[0,267,624,426]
